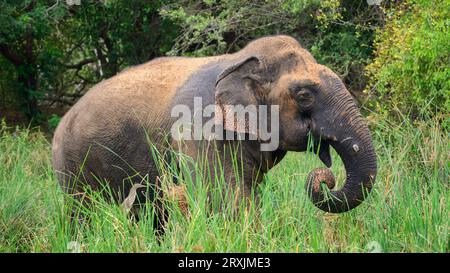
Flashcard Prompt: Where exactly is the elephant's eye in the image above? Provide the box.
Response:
[294,88,314,109]
[296,89,312,100]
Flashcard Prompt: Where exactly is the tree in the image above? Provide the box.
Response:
[0,0,67,121]
[0,0,179,123]
[365,0,450,124]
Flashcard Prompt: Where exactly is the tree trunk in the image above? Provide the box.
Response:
[17,68,39,121]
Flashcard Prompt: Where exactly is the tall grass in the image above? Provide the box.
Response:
[0,116,448,253]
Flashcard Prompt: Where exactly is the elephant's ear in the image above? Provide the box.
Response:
[214,56,266,138]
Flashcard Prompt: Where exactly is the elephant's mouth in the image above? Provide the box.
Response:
[318,141,332,168]
[312,137,333,168]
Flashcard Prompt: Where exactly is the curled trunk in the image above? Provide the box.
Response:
[306,94,377,213]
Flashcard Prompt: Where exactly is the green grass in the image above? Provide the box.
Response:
[0,116,448,253]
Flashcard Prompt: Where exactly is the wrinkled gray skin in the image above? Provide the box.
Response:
[52,36,377,222]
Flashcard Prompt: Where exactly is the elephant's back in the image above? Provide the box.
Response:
[52,55,226,189]
[58,55,225,135]
[78,56,223,114]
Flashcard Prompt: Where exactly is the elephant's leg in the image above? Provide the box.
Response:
[169,139,263,217]
[209,156,261,215]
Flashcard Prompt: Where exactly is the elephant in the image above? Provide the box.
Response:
[52,35,377,224]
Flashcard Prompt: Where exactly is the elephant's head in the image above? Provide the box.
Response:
[215,35,377,213]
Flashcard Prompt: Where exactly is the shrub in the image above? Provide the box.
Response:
[160,0,382,98]
[365,0,450,125]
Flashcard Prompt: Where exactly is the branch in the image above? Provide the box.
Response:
[67,38,86,57]
[45,0,60,16]
[75,70,95,84]
[44,97,75,106]
[0,44,22,66]
[64,57,96,70]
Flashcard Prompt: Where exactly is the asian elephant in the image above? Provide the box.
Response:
[52,35,377,222]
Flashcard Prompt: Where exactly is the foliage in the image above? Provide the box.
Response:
[160,0,384,97]
[159,0,313,56]
[365,0,450,125]
[0,0,68,121]
[310,0,384,97]
[0,0,178,123]
[69,0,179,75]
[47,114,61,130]
[0,56,19,108]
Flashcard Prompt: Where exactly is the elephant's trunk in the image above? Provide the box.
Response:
[306,91,377,213]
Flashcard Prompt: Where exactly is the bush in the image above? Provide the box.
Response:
[159,0,312,56]
[160,0,382,98]
[365,0,450,125]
